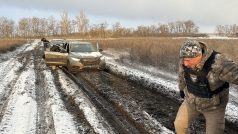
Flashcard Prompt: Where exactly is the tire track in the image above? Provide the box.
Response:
[0,53,37,133]
[0,44,31,82]
[0,50,32,123]
[33,46,56,134]
[57,69,116,134]
[78,71,174,134]
[51,70,96,134]
[62,69,149,134]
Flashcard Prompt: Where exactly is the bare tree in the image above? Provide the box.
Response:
[215,24,238,36]
[158,24,169,35]
[112,22,121,37]
[76,10,89,33]
[30,17,41,37]
[168,22,176,33]
[148,25,158,36]
[215,25,223,36]
[89,24,99,37]
[70,19,77,33]
[60,10,71,35]
[0,17,15,38]
[174,21,184,33]
[17,18,31,37]
[99,22,108,38]
[183,20,198,33]
[112,22,134,37]
[39,18,48,36]
[136,25,149,36]
[47,16,58,35]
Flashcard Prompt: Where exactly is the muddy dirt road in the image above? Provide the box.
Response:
[0,40,237,134]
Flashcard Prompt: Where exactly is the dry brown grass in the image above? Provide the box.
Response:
[0,39,27,53]
[85,37,238,72]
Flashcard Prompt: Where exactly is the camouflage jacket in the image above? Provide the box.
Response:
[178,43,238,111]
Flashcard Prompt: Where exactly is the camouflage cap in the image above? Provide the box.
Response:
[179,40,203,58]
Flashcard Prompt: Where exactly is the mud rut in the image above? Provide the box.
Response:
[33,46,56,134]
[52,70,96,134]
[34,45,95,133]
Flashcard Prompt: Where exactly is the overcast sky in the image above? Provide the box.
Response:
[0,0,237,33]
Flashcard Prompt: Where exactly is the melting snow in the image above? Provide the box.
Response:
[44,70,79,134]
[58,70,115,134]
[0,63,37,134]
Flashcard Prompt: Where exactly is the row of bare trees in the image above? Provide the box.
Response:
[0,11,202,38]
[0,17,15,38]
[215,24,238,36]
[0,10,89,38]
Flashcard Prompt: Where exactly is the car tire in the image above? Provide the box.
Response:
[67,61,73,72]
[98,59,107,71]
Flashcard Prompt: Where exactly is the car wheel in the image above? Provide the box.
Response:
[98,59,107,71]
[67,61,73,72]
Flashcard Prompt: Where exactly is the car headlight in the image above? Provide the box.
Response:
[71,57,80,61]
[100,56,105,60]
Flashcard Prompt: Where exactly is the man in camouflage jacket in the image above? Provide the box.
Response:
[174,40,238,134]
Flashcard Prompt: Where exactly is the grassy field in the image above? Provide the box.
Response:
[0,39,27,53]
[87,37,238,73]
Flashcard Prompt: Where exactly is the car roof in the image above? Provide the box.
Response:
[66,41,92,44]
[51,39,64,41]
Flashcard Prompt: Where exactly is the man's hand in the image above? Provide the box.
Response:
[180,91,185,98]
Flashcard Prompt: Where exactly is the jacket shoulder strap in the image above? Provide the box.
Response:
[202,51,219,74]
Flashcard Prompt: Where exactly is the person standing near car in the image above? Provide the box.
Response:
[174,40,238,134]
[41,37,50,50]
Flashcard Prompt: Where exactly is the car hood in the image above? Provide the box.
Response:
[70,52,102,58]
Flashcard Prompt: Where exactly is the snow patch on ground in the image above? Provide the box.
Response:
[0,41,35,63]
[226,103,238,123]
[0,40,39,97]
[25,39,41,51]
[106,60,179,98]
[43,70,79,134]
[103,48,177,81]
[0,60,22,95]
[142,111,174,134]
[58,70,115,134]
[0,63,37,134]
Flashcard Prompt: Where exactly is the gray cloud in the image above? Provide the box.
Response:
[0,0,237,32]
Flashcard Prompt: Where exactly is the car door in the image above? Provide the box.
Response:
[44,51,68,66]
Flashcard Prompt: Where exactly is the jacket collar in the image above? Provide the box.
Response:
[195,48,213,70]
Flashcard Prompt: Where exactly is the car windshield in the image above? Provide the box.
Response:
[52,40,64,43]
[51,40,64,47]
[51,40,64,44]
[70,43,97,52]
